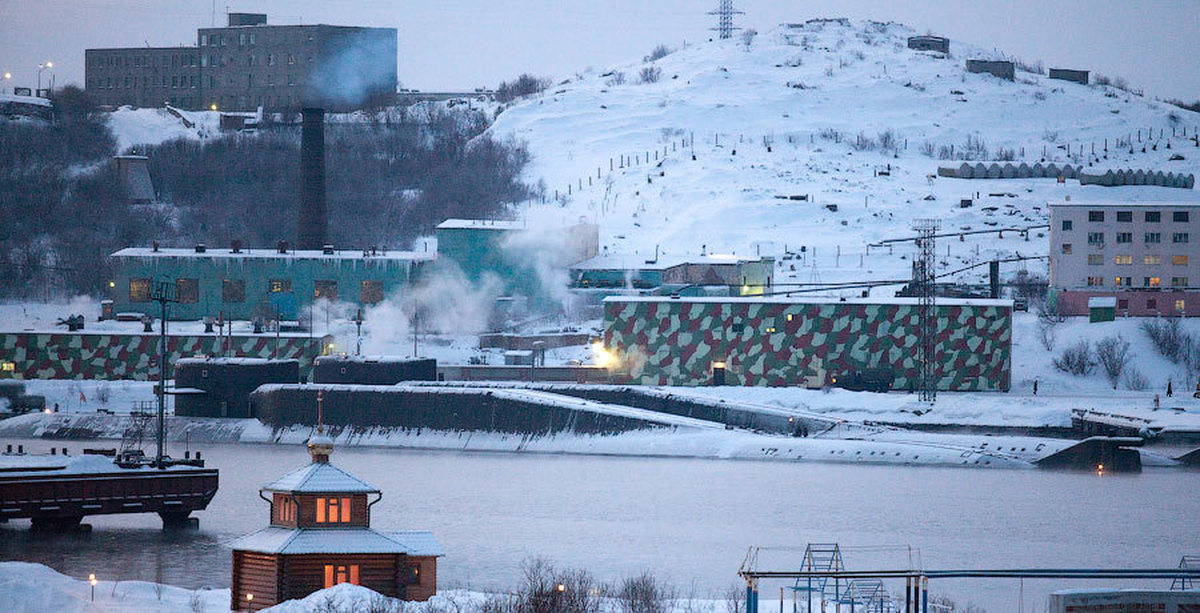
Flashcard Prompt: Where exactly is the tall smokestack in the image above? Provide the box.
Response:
[297,107,328,250]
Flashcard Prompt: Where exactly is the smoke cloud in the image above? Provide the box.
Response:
[305,28,397,109]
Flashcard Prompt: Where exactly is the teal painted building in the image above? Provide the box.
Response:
[570,254,775,295]
[435,219,599,298]
[109,246,432,320]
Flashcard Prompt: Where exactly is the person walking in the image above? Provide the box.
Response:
[1033,379,1038,396]
[1167,380,1174,397]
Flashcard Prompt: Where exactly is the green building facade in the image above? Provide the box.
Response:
[109,246,431,321]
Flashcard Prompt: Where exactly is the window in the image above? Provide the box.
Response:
[276,497,297,523]
[222,279,246,302]
[1116,211,1132,222]
[1114,255,1132,265]
[316,497,351,523]
[1115,276,1131,287]
[314,280,338,301]
[361,281,384,304]
[1118,299,1129,310]
[1088,254,1103,265]
[175,278,199,303]
[1148,299,1157,310]
[1088,210,1104,222]
[323,565,360,589]
[1061,243,1072,255]
[1174,211,1190,223]
[1176,299,1187,312]
[1174,233,1190,244]
[1061,220,1073,231]
[1146,211,1161,223]
[403,564,421,585]
[287,53,296,65]
[1174,255,1189,266]
[267,53,276,66]
[1086,277,1104,287]
[1145,232,1162,244]
[1145,277,1161,288]
[269,279,292,293]
[1087,232,1104,245]
[129,278,151,302]
[1116,232,1132,243]
[1172,277,1189,288]
[1144,255,1162,266]
[201,34,208,46]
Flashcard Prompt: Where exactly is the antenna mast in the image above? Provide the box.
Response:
[151,280,176,468]
[913,219,940,403]
[708,0,744,40]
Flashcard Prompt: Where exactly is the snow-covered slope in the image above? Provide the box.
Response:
[490,18,1200,286]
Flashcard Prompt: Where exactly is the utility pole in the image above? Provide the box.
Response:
[914,219,940,403]
[708,0,743,40]
[151,280,176,468]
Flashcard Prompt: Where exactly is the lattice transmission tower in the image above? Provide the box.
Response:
[708,0,743,40]
[913,219,940,403]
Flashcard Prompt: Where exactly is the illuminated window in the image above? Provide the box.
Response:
[1088,254,1103,265]
[1145,277,1160,288]
[323,564,359,589]
[276,497,296,523]
[1144,255,1162,266]
[403,564,421,585]
[269,279,292,293]
[1173,255,1189,266]
[1,362,14,372]
[1176,299,1187,312]
[1115,277,1131,287]
[129,278,151,302]
[786,314,795,322]
[1114,255,1132,265]
[1086,277,1104,287]
[314,280,338,301]
[765,327,777,333]
[1172,277,1189,288]
[1061,244,1072,254]
[316,497,351,523]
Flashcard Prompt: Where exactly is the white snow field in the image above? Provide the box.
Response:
[488,19,1200,287]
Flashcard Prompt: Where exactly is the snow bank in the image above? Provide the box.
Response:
[0,562,229,613]
[105,107,219,152]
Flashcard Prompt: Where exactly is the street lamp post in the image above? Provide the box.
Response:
[36,61,53,95]
[89,574,97,601]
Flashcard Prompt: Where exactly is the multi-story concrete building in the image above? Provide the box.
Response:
[1049,200,1200,316]
[85,13,396,111]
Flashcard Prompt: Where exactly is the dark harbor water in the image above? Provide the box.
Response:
[1,438,1196,611]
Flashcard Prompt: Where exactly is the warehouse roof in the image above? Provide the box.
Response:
[572,253,767,271]
[1048,198,1200,208]
[437,218,527,231]
[110,247,433,261]
[603,295,1012,307]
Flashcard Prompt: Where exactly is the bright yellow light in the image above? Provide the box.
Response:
[108,281,116,288]
[556,584,566,593]
[712,361,727,369]
[44,408,52,414]
[591,342,617,369]
[46,62,53,68]
[3,72,10,80]
[210,103,218,111]
[246,593,254,602]
[89,574,97,586]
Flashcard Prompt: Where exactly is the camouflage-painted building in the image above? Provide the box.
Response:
[0,331,330,380]
[603,296,1011,391]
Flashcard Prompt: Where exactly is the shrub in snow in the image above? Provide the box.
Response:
[740,29,758,48]
[643,44,672,63]
[606,71,627,86]
[638,66,662,84]
[1095,336,1131,389]
[1121,367,1150,391]
[616,572,674,613]
[1053,340,1095,376]
[1141,318,1185,362]
[495,74,552,103]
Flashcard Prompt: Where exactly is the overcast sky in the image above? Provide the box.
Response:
[1,0,1197,101]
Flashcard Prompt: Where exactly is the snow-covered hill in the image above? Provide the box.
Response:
[490,18,1200,286]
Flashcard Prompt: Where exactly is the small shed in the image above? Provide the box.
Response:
[1088,296,1116,322]
[229,432,442,610]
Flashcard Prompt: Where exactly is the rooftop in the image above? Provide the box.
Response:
[604,295,1012,307]
[573,253,768,271]
[436,219,527,231]
[110,246,433,262]
[261,461,379,494]
[1048,198,1200,208]
[228,526,442,556]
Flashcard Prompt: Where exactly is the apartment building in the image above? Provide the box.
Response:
[85,13,396,112]
[1049,200,1200,316]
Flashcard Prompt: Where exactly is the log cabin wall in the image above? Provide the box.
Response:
[402,555,438,601]
[231,551,281,611]
[278,553,400,600]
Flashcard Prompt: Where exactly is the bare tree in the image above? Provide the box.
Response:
[1095,335,1131,388]
[1053,339,1095,376]
[638,66,662,84]
[616,572,675,613]
[1121,367,1149,391]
